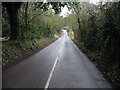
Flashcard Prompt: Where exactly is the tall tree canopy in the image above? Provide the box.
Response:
[2,2,66,40]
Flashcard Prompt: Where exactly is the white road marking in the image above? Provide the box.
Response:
[44,57,58,90]
[59,46,62,53]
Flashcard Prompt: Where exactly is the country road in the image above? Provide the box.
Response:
[3,30,111,88]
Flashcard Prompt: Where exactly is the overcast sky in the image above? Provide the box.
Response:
[60,6,72,18]
[60,0,100,18]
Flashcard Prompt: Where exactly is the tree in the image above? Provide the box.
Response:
[2,2,66,40]
[2,2,22,40]
[25,2,28,31]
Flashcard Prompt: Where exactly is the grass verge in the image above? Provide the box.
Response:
[2,37,58,70]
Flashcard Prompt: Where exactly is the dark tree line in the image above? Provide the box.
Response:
[2,2,66,40]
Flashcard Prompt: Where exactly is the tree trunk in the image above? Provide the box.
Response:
[2,2,22,40]
[77,17,83,39]
[25,2,28,31]
[7,8,19,40]
[77,17,80,30]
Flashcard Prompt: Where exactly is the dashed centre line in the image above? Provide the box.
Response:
[44,56,58,90]
[59,46,62,53]
[44,43,63,89]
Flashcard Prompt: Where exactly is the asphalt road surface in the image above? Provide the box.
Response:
[3,30,111,88]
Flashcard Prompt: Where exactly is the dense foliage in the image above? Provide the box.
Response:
[2,2,64,40]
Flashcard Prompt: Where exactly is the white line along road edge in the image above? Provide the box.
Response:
[44,57,58,90]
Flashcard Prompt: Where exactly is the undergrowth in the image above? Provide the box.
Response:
[73,39,120,88]
[2,38,56,66]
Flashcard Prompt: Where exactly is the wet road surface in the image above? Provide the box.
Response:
[3,30,111,88]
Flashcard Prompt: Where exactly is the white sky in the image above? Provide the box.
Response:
[90,0,100,4]
[60,6,72,18]
[60,0,101,18]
